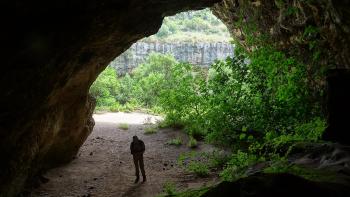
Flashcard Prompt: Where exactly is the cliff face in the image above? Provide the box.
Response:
[110,41,234,74]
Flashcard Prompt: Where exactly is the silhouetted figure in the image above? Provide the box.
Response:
[130,136,146,183]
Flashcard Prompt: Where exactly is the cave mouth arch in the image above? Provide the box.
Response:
[2,0,350,196]
[1,1,223,196]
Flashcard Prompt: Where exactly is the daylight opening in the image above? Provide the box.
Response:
[33,7,337,197]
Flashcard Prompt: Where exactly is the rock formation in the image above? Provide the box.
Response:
[110,41,234,74]
[1,0,350,196]
[0,1,220,196]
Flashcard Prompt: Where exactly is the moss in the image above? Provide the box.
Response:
[264,164,345,184]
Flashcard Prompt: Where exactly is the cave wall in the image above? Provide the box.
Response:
[2,0,350,196]
[212,0,350,69]
[212,0,350,143]
[110,41,234,75]
[0,1,220,196]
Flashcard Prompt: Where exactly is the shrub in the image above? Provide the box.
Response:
[163,182,177,196]
[187,137,198,148]
[144,126,158,135]
[208,151,231,169]
[109,102,122,112]
[219,150,262,181]
[118,123,129,130]
[187,161,209,177]
[167,137,182,146]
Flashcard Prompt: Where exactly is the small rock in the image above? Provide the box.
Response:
[163,167,166,170]
[59,175,63,178]
[39,176,49,184]
[93,178,98,181]
[120,161,123,164]
[89,152,93,156]
[164,163,168,167]
[88,186,95,190]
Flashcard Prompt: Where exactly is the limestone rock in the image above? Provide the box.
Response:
[110,41,234,74]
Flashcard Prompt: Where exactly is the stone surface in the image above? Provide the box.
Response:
[322,69,350,144]
[0,1,220,196]
[110,41,234,74]
[202,173,350,197]
[212,0,350,69]
[1,0,350,196]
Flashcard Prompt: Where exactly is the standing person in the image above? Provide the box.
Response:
[130,136,146,183]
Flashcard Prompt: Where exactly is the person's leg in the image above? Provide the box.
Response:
[133,155,140,183]
[139,154,146,182]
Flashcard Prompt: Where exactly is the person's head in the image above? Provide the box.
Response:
[133,135,138,142]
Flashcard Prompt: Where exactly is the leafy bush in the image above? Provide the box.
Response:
[167,137,183,146]
[187,137,198,148]
[219,150,262,181]
[90,67,119,108]
[118,123,129,130]
[208,151,231,169]
[144,126,158,135]
[187,161,209,177]
[163,181,177,196]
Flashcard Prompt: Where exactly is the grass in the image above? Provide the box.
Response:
[167,137,182,146]
[118,123,129,130]
[144,126,158,135]
[187,137,198,148]
[156,186,211,197]
[187,161,209,177]
[163,181,177,196]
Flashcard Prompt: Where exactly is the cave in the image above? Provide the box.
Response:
[1,0,350,196]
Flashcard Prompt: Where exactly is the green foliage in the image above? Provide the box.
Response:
[263,158,340,183]
[144,126,158,135]
[187,137,198,148]
[208,151,231,169]
[163,182,177,196]
[90,67,119,107]
[219,150,262,181]
[158,45,325,148]
[143,9,230,42]
[187,161,209,177]
[166,187,210,197]
[157,184,210,197]
[167,137,183,146]
[118,123,129,130]
[90,49,326,185]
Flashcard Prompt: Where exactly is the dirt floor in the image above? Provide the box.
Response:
[31,112,219,197]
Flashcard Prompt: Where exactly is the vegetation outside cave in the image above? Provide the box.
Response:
[88,8,331,197]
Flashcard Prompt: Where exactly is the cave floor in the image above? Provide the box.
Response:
[31,112,219,197]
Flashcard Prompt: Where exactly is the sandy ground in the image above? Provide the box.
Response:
[31,112,219,197]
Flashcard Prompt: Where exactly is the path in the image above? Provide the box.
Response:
[31,112,218,197]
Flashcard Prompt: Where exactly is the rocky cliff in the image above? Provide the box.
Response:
[109,41,234,74]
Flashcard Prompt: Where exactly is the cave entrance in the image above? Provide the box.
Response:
[32,9,235,197]
[5,1,350,197]
[32,5,344,196]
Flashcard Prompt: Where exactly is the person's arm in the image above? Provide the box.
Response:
[141,141,145,153]
[130,142,134,155]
